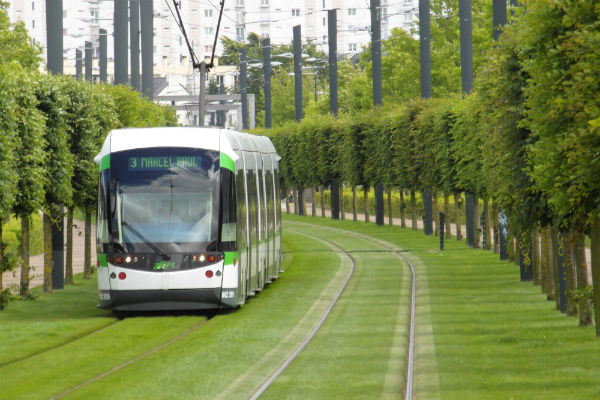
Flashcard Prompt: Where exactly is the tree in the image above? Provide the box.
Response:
[13,72,47,298]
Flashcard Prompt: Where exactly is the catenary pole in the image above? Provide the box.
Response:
[84,41,92,82]
[420,0,434,235]
[130,0,141,91]
[141,0,154,98]
[240,48,248,130]
[370,0,384,225]
[263,38,272,129]
[328,9,340,220]
[46,0,64,290]
[99,29,107,83]
[75,49,82,79]
[459,0,475,247]
[114,0,128,85]
[293,25,303,122]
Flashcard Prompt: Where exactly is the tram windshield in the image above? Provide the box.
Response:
[102,148,220,253]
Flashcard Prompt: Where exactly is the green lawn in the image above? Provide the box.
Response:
[1,213,599,399]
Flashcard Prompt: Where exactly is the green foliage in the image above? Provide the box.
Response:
[13,71,48,219]
[0,64,21,220]
[35,74,74,215]
[0,4,42,70]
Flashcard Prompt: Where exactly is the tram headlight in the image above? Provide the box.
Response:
[199,254,206,263]
[125,256,132,263]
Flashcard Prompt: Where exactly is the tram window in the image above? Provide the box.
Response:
[220,168,236,249]
[236,169,247,249]
[274,169,282,232]
[266,170,274,238]
[248,170,258,245]
[258,168,266,240]
[97,170,110,250]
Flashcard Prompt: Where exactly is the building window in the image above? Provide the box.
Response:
[348,8,356,16]
[205,27,214,35]
[261,0,269,6]
[348,43,357,52]
[291,8,300,16]
[323,17,326,26]
[32,20,35,29]
[322,0,326,8]
[205,9,213,17]
[205,45,214,53]
[236,0,244,6]
[236,27,244,41]
[32,2,34,10]
[63,10,67,18]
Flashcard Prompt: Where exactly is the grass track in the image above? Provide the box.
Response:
[3,214,600,399]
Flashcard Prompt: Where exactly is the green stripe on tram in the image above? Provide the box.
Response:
[220,153,235,172]
[224,251,238,265]
[98,253,108,267]
[98,154,110,171]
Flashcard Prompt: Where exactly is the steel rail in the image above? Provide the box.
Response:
[248,230,356,400]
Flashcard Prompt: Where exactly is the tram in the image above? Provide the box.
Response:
[94,127,282,311]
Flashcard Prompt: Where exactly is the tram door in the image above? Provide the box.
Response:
[236,153,250,303]
[244,152,259,294]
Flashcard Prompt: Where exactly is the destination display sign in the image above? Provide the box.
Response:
[128,156,201,171]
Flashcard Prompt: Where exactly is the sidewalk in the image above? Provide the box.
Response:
[2,220,96,291]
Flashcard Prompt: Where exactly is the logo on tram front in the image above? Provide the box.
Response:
[153,261,176,271]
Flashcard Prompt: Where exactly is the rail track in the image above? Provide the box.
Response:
[249,221,417,400]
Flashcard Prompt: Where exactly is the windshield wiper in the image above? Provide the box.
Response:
[121,220,170,260]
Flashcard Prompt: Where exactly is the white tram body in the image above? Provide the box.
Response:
[94,127,282,311]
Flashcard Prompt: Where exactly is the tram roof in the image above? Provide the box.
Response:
[94,127,278,164]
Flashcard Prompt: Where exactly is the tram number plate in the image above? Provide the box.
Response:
[222,290,235,299]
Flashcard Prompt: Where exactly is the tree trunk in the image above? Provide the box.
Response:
[84,209,92,279]
[19,215,31,298]
[294,188,299,214]
[410,191,417,231]
[311,187,316,217]
[573,229,593,326]
[590,217,600,336]
[284,185,290,214]
[551,227,562,311]
[543,225,556,301]
[454,192,462,240]
[564,230,578,316]
[320,185,325,218]
[300,187,306,216]
[474,198,481,248]
[387,187,393,226]
[43,212,53,293]
[532,229,541,286]
[340,184,345,220]
[352,186,357,222]
[444,194,451,239]
[65,208,74,285]
[540,225,549,295]
[433,191,439,237]
[492,202,499,253]
[363,187,369,223]
[483,198,491,250]
[400,190,406,228]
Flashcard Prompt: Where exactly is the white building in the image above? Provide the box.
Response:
[6,0,418,72]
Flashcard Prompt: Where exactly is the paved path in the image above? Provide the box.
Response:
[2,220,96,291]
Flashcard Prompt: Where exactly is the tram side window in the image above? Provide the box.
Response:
[97,170,110,252]
[236,169,247,250]
[220,168,236,251]
[274,169,282,233]
[248,170,258,245]
[258,168,267,240]
[266,170,274,238]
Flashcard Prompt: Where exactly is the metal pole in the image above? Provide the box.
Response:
[459,0,475,246]
[130,0,141,91]
[84,41,92,82]
[75,49,82,79]
[46,0,64,290]
[328,9,338,117]
[141,0,153,98]
[46,0,63,75]
[99,29,107,83]
[263,38,272,129]
[218,82,226,127]
[370,0,382,107]
[199,62,206,127]
[493,0,507,41]
[114,0,128,85]
[293,25,303,122]
[420,0,433,235]
[240,48,248,130]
